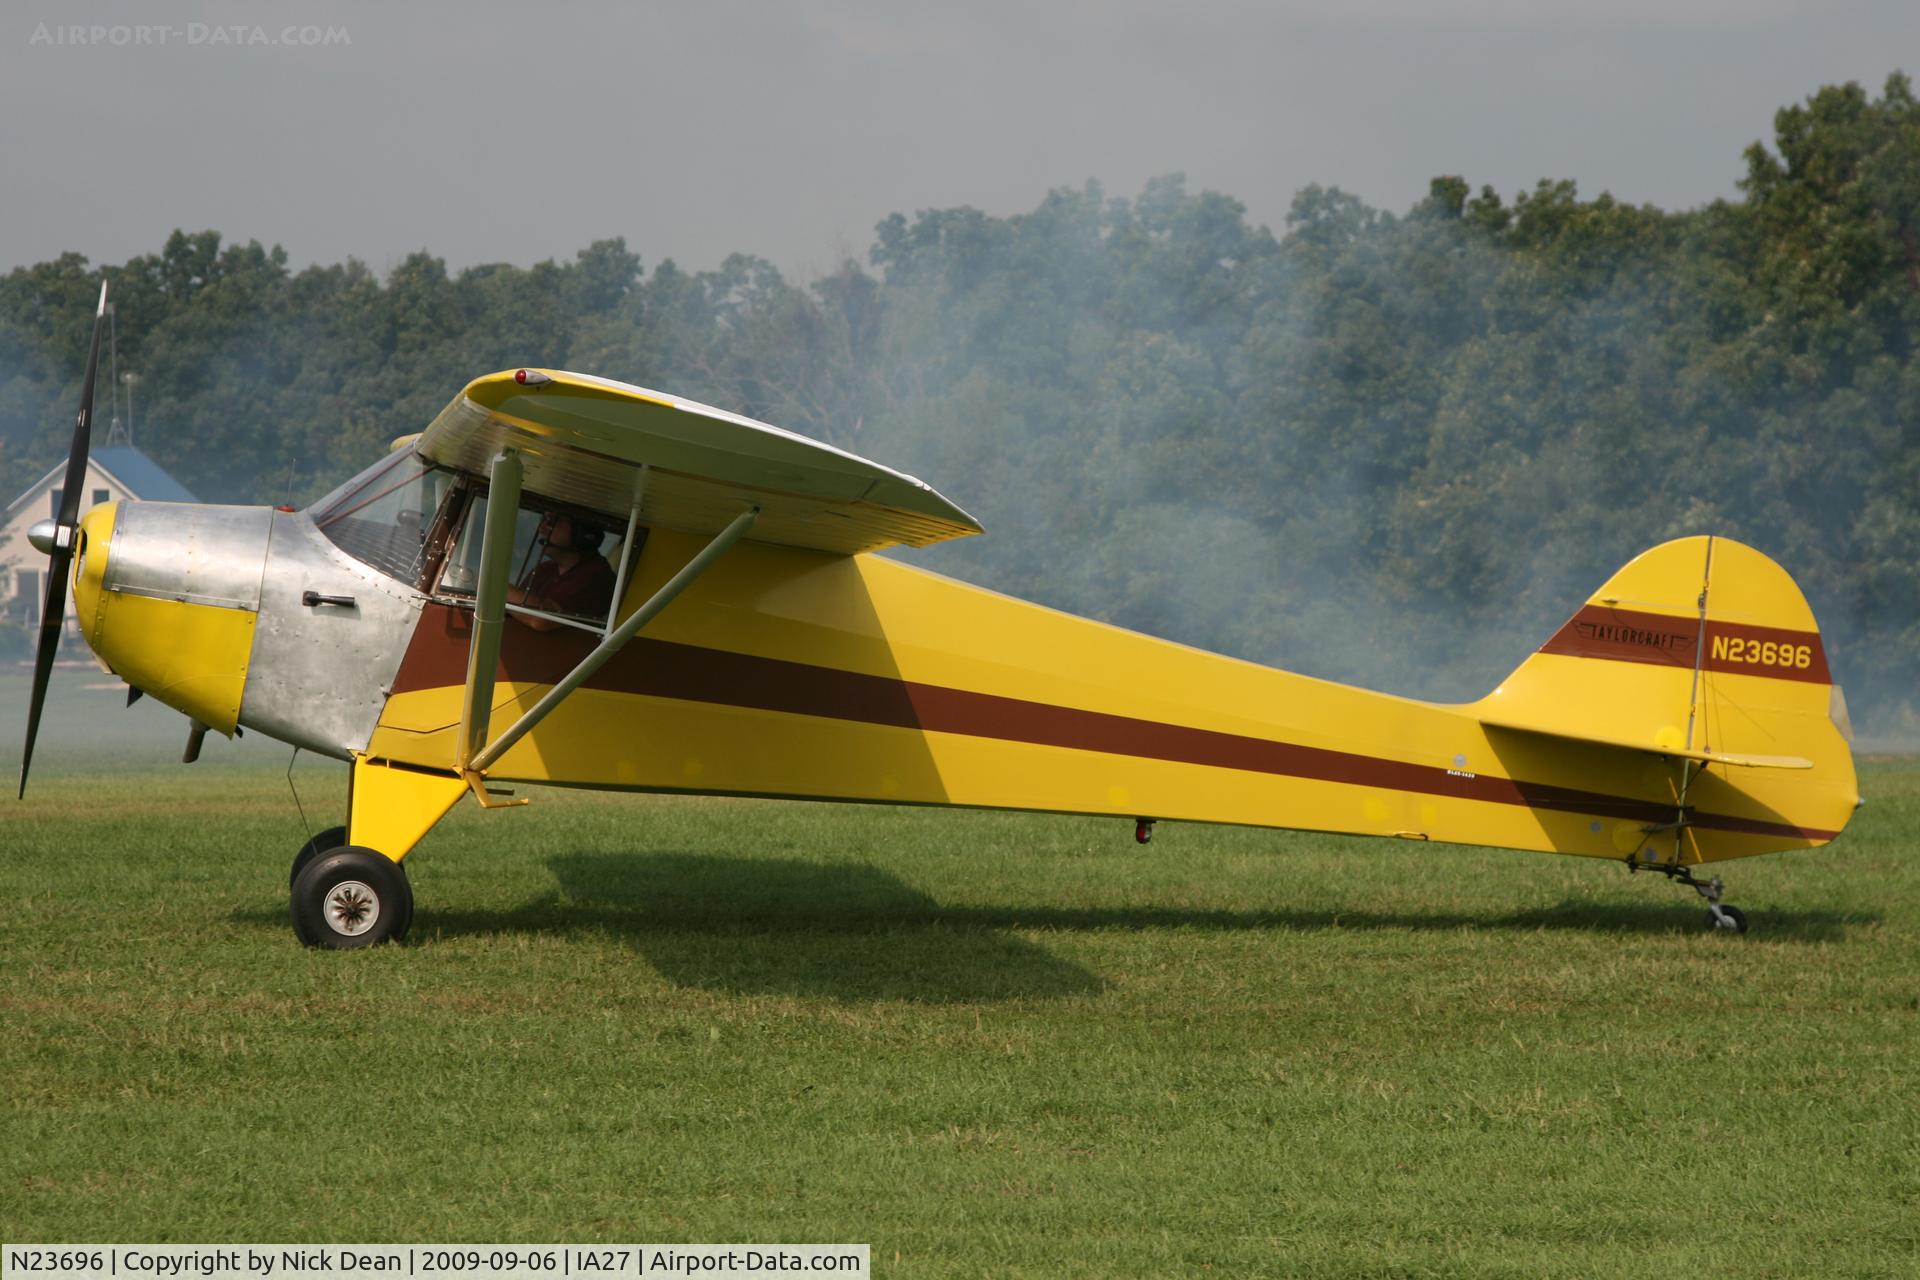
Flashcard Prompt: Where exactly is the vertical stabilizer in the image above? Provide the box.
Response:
[1472,536,1858,861]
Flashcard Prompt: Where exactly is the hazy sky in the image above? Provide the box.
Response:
[6,0,1915,281]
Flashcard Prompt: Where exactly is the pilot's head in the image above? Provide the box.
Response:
[542,513,605,556]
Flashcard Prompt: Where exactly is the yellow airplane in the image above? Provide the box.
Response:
[19,284,1860,946]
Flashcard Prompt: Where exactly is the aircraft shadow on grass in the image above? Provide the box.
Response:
[362,850,1872,1001]
[441,850,1108,1003]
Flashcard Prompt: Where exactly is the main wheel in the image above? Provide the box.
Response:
[289,825,347,889]
[1707,904,1749,934]
[291,846,413,948]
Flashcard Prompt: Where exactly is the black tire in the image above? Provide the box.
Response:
[1707,904,1749,934]
[291,846,413,949]
[289,825,348,889]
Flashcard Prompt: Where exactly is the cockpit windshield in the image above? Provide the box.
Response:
[310,451,460,585]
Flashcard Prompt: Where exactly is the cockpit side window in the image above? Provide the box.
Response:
[434,490,645,630]
[311,452,461,587]
[437,496,545,600]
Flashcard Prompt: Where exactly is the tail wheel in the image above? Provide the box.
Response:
[289,825,348,888]
[291,847,413,949]
[1708,904,1749,934]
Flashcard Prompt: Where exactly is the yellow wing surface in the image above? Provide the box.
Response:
[415,369,981,555]
[366,506,1858,866]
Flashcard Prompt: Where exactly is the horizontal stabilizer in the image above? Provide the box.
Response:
[1682,749,1813,771]
[1481,717,1812,770]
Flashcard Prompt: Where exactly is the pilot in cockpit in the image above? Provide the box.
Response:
[507,512,615,630]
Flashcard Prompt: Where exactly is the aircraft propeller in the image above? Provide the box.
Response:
[18,280,110,798]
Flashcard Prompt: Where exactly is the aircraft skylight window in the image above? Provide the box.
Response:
[313,459,459,585]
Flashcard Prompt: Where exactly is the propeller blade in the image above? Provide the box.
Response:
[18,280,109,799]
[17,572,71,798]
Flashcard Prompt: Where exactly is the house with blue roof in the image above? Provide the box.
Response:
[2,444,198,633]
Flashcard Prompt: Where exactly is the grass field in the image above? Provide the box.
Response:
[2,672,1917,1276]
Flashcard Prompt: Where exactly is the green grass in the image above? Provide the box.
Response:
[2,671,1917,1275]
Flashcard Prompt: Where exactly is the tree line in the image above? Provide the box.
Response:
[2,74,1915,733]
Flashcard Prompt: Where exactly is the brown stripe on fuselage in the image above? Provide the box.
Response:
[1540,605,1831,684]
[392,603,1836,842]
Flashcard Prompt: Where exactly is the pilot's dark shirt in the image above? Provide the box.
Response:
[526,553,615,619]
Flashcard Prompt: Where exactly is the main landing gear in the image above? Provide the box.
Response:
[289,839,413,948]
[1629,857,1749,934]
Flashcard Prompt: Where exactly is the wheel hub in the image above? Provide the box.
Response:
[323,880,381,936]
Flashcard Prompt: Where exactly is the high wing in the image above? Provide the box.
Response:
[414,369,981,555]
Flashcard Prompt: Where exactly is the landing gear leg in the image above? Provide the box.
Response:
[1629,858,1748,934]
[289,757,465,948]
[1626,758,1746,933]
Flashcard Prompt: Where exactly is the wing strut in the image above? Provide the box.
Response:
[467,505,759,775]
[457,448,524,770]
[603,466,647,639]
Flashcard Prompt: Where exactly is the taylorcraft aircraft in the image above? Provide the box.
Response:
[18,284,1861,946]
